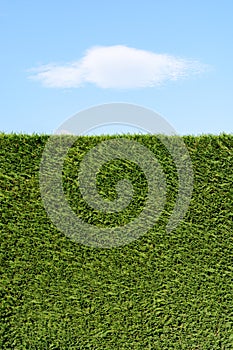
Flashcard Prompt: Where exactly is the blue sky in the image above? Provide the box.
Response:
[1,0,233,135]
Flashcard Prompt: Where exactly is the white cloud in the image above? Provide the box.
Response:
[29,45,207,89]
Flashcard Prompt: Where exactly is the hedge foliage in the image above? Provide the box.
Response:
[0,133,233,349]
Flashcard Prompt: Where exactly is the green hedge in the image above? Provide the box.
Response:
[0,133,233,349]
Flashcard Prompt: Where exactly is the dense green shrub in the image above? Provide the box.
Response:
[0,133,233,349]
